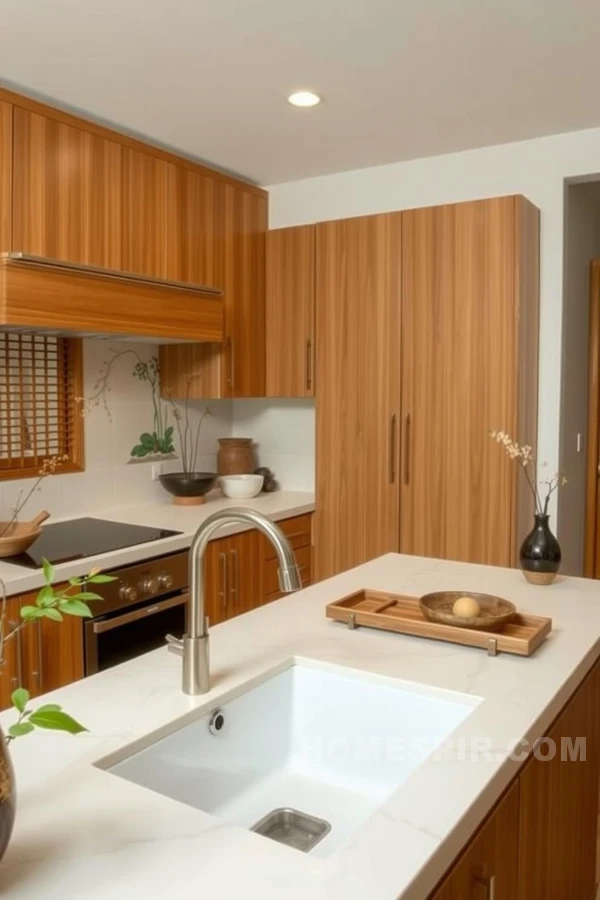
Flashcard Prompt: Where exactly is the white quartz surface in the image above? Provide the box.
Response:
[0,490,315,595]
[1,554,600,900]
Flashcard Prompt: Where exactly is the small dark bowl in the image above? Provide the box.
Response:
[159,472,217,498]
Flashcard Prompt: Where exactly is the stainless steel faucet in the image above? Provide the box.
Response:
[166,508,303,695]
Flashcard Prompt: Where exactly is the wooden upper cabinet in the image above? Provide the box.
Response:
[222,185,267,397]
[400,196,539,566]
[166,165,224,286]
[518,661,600,900]
[315,213,402,580]
[121,146,169,278]
[0,101,12,252]
[160,185,267,399]
[266,225,316,397]
[12,107,121,268]
[429,781,519,900]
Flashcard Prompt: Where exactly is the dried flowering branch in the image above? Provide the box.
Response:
[0,455,69,538]
[489,430,567,515]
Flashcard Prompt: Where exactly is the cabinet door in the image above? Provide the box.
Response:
[430,781,519,900]
[203,536,230,627]
[12,107,121,267]
[518,661,600,900]
[266,225,315,397]
[0,595,24,711]
[121,147,169,278]
[166,165,224,286]
[227,529,262,618]
[315,213,402,580]
[16,587,84,699]
[159,185,267,400]
[223,186,267,398]
[400,197,538,566]
[0,101,11,252]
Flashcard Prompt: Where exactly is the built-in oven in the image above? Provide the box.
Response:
[83,551,189,675]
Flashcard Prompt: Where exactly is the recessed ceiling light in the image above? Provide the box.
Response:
[287,91,321,108]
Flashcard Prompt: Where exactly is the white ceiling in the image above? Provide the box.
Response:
[1,0,599,185]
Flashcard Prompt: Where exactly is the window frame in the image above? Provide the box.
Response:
[0,335,84,481]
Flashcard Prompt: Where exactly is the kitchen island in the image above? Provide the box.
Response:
[1,553,599,900]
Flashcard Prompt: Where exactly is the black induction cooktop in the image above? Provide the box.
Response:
[7,518,182,569]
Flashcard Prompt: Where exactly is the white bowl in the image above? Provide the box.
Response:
[220,474,264,499]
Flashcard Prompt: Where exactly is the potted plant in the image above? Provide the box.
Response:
[490,430,567,584]
[0,563,115,860]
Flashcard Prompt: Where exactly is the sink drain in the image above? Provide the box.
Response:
[251,808,331,852]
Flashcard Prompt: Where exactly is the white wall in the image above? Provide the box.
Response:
[0,341,232,520]
[268,125,600,524]
[558,182,600,574]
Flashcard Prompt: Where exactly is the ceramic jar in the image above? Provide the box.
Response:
[217,438,256,476]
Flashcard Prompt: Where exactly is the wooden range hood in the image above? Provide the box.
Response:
[0,253,224,343]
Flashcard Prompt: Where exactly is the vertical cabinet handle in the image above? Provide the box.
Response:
[389,414,397,484]
[219,552,228,613]
[403,413,411,485]
[226,336,235,392]
[306,338,313,392]
[30,620,43,693]
[472,874,496,900]
[229,549,239,610]
[9,621,23,688]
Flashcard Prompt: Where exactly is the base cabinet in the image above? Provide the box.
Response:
[0,585,84,709]
[430,781,520,900]
[429,659,600,900]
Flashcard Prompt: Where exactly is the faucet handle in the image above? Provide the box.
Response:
[165,633,184,656]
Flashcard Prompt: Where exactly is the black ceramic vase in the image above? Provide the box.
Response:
[0,726,15,861]
[519,513,561,585]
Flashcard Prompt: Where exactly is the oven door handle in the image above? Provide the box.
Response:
[91,593,189,634]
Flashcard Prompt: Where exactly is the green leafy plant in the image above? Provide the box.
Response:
[0,561,116,743]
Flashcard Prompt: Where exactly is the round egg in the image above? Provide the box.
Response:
[452,595,481,619]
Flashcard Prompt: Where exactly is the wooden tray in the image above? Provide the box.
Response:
[326,589,552,657]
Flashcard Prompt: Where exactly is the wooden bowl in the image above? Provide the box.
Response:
[419,591,517,631]
[0,510,51,558]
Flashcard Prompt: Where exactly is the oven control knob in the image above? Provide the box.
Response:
[119,584,138,603]
[140,575,159,595]
[157,572,174,591]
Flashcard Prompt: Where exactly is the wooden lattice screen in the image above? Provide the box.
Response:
[0,334,83,480]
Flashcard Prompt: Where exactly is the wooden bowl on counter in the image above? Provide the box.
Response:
[419,591,517,631]
[0,511,50,558]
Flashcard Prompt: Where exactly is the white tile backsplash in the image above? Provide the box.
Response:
[0,345,315,521]
[231,399,315,490]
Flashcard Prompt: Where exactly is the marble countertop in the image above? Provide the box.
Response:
[0,490,315,595]
[2,554,600,900]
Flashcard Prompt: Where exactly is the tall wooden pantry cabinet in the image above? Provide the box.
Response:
[311,195,539,580]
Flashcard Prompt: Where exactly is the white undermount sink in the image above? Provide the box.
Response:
[98,659,480,856]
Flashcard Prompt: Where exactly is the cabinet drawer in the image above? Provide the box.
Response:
[266,514,312,559]
[264,544,311,596]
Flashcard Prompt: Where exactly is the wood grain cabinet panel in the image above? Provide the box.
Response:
[0,586,84,710]
[160,186,267,400]
[517,661,600,900]
[121,146,169,278]
[400,196,539,566]
[429,781,520,900]
[165,164,224,286]
[12,107,122,268]
[0,101,12,252]
[266,225,316,397]
[0,595,24,711]
[315,213,402,580]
